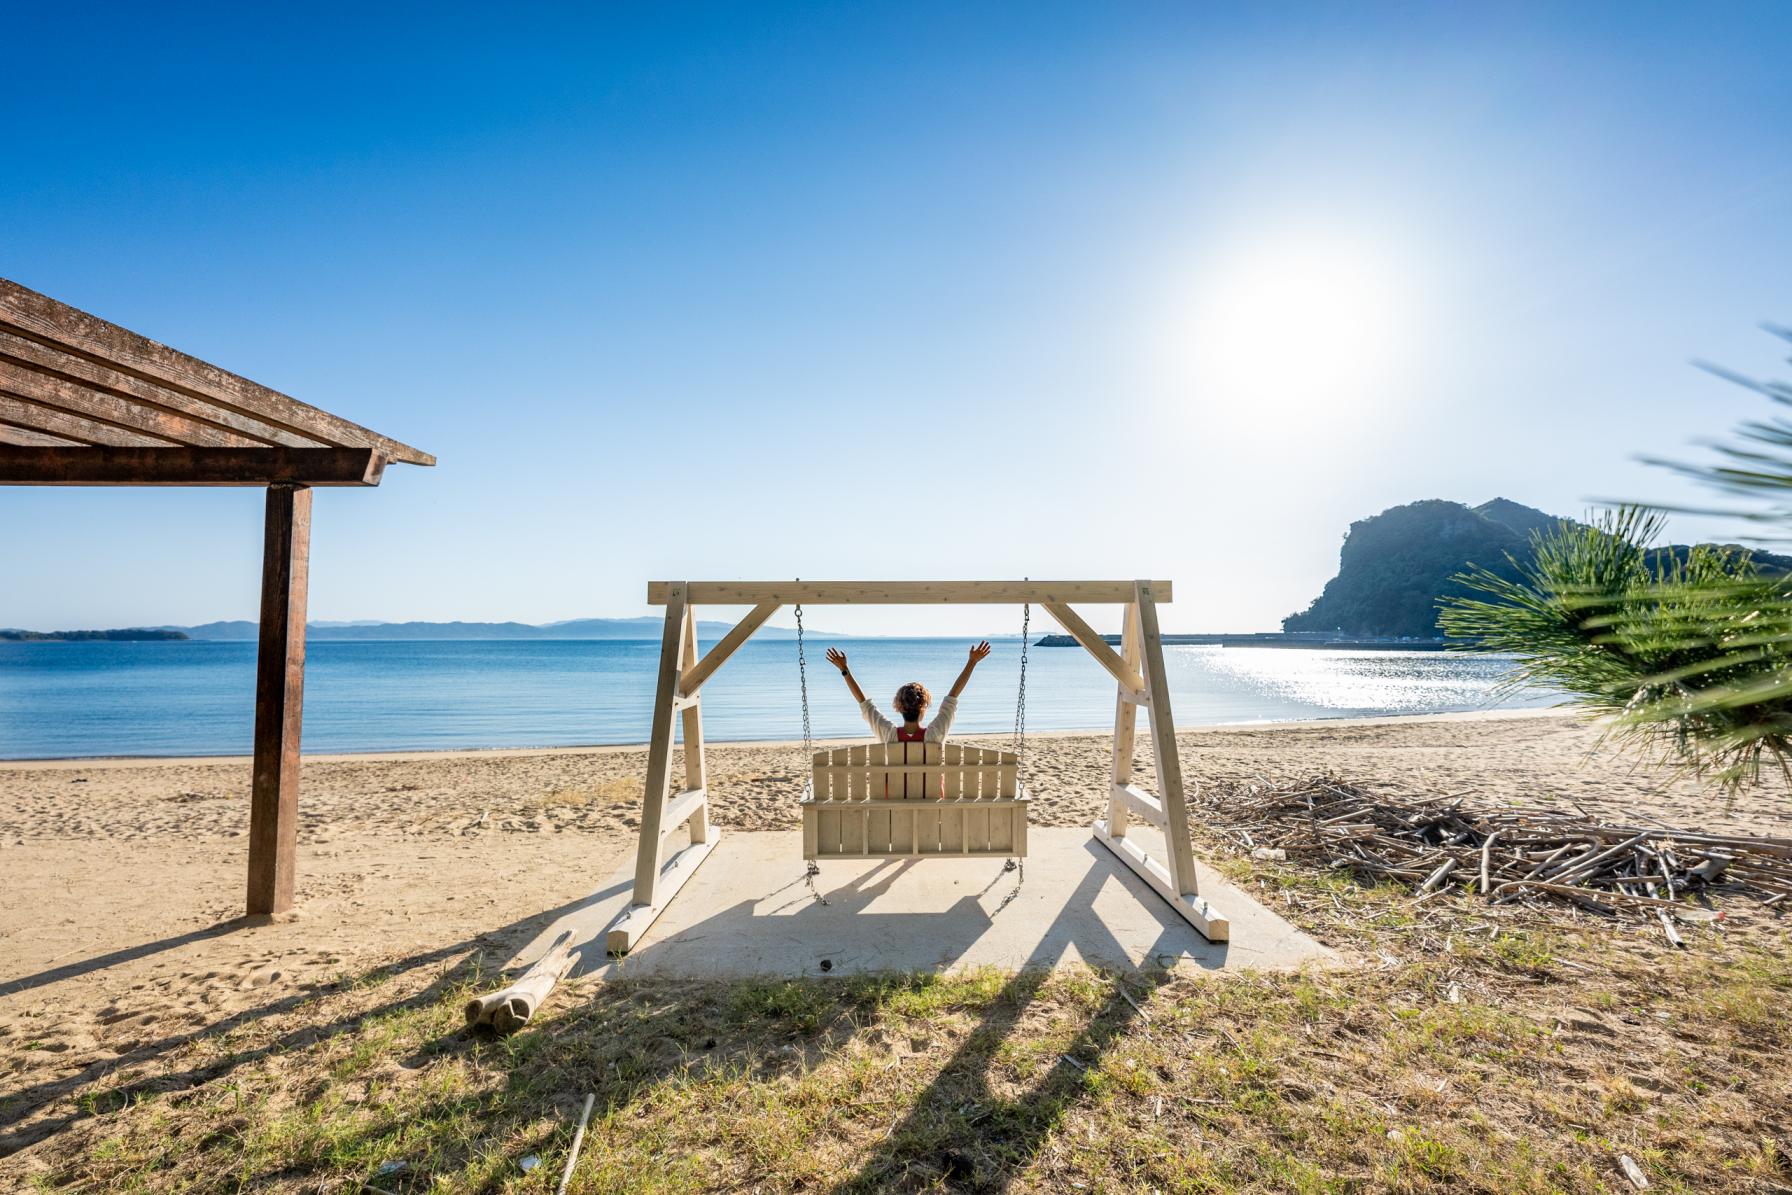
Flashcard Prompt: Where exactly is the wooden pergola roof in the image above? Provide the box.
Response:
[0,278,432,486]
[2,277,432,919]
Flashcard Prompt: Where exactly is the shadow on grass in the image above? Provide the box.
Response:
[832,967,1166,1193]
[0,896,591,1158]
[127,963,1168,1193]
[17,849,1201,1189]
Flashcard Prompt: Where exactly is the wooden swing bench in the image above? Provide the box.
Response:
[803,741,1029,860]
[605,579,1229,957]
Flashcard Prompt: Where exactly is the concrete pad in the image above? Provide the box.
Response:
[506,829,1337,979]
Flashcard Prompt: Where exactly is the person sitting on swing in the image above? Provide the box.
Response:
[825,641,993,744]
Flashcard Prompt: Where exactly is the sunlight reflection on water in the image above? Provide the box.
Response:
[1164,646,1554,720]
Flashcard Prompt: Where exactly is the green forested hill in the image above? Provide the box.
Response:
[1283,498,1792,638]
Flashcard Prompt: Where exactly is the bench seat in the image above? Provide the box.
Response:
[801,741,1030,860]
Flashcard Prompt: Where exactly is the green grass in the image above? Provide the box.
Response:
[8,864,1789,1193]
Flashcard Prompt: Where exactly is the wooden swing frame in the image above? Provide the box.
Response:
[605,579,1228,954]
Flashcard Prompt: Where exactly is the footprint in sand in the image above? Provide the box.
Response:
[240,962,287,990]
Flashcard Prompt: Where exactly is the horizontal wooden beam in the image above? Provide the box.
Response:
[1111,783,1168,829]
[0,447,386,486]
[647,580,1172,606]
[658,788,708,839]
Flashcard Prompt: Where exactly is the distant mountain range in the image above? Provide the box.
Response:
[1,617,833,642]
[1284,497,1792,639]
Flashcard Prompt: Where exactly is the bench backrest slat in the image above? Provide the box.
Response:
[808,742,1019,802]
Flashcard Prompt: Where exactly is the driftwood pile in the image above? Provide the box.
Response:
[1201,778,1792,943]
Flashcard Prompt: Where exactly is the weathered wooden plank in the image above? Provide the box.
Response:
[246,485,310,916]
[0,279,433,465]
[648,580,1172,605]
[0,393,171,446]
[0,357,267,447]
[0,328,323,447]
[0,446,386,486]
[0,423,85,447]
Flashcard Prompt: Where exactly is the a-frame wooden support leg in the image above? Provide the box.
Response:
[681,610,710,846]
[605,583,721,954]
[1105,598,1144,838]
[1092,580,1229,941]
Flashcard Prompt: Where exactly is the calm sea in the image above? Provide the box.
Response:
[0,638,1555,760]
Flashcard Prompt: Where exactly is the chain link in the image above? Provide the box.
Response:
[795,598,828,903]
[993,858,1025,914]
[1011,598,1030,783]
[794,599,814,799]
[1000,594,1031,897]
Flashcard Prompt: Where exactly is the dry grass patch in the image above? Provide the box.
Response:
[5,902,1787,1193]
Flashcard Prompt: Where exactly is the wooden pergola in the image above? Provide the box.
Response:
[0,278,433,917]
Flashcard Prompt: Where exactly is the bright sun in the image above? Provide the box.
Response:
[1180,237,1408,417]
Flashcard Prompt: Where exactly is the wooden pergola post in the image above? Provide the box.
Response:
[0,278,433,922]
[247,484,312,916]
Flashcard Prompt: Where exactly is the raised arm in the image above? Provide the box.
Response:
[947,640,993,698]
[826,648,868,704]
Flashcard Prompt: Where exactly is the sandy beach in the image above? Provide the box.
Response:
[3,708,1789,1161]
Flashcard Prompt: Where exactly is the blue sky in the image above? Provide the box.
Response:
[4,2,1789,635]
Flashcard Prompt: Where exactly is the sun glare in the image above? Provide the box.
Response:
[1178,237,1409,418]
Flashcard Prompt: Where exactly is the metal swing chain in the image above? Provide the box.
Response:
[995,597,1031,907]
[1011,600,1031,768]
[795,601,814,797]
[794,599,827,905]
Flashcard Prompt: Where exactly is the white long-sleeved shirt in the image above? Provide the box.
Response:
[859,694,958,743]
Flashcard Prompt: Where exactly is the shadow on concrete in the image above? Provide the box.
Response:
[576,833,1230,979]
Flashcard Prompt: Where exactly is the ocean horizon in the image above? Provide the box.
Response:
[0,637,1558,760]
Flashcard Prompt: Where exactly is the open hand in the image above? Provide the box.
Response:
[967,640,993,665]
[825,647,850,673]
